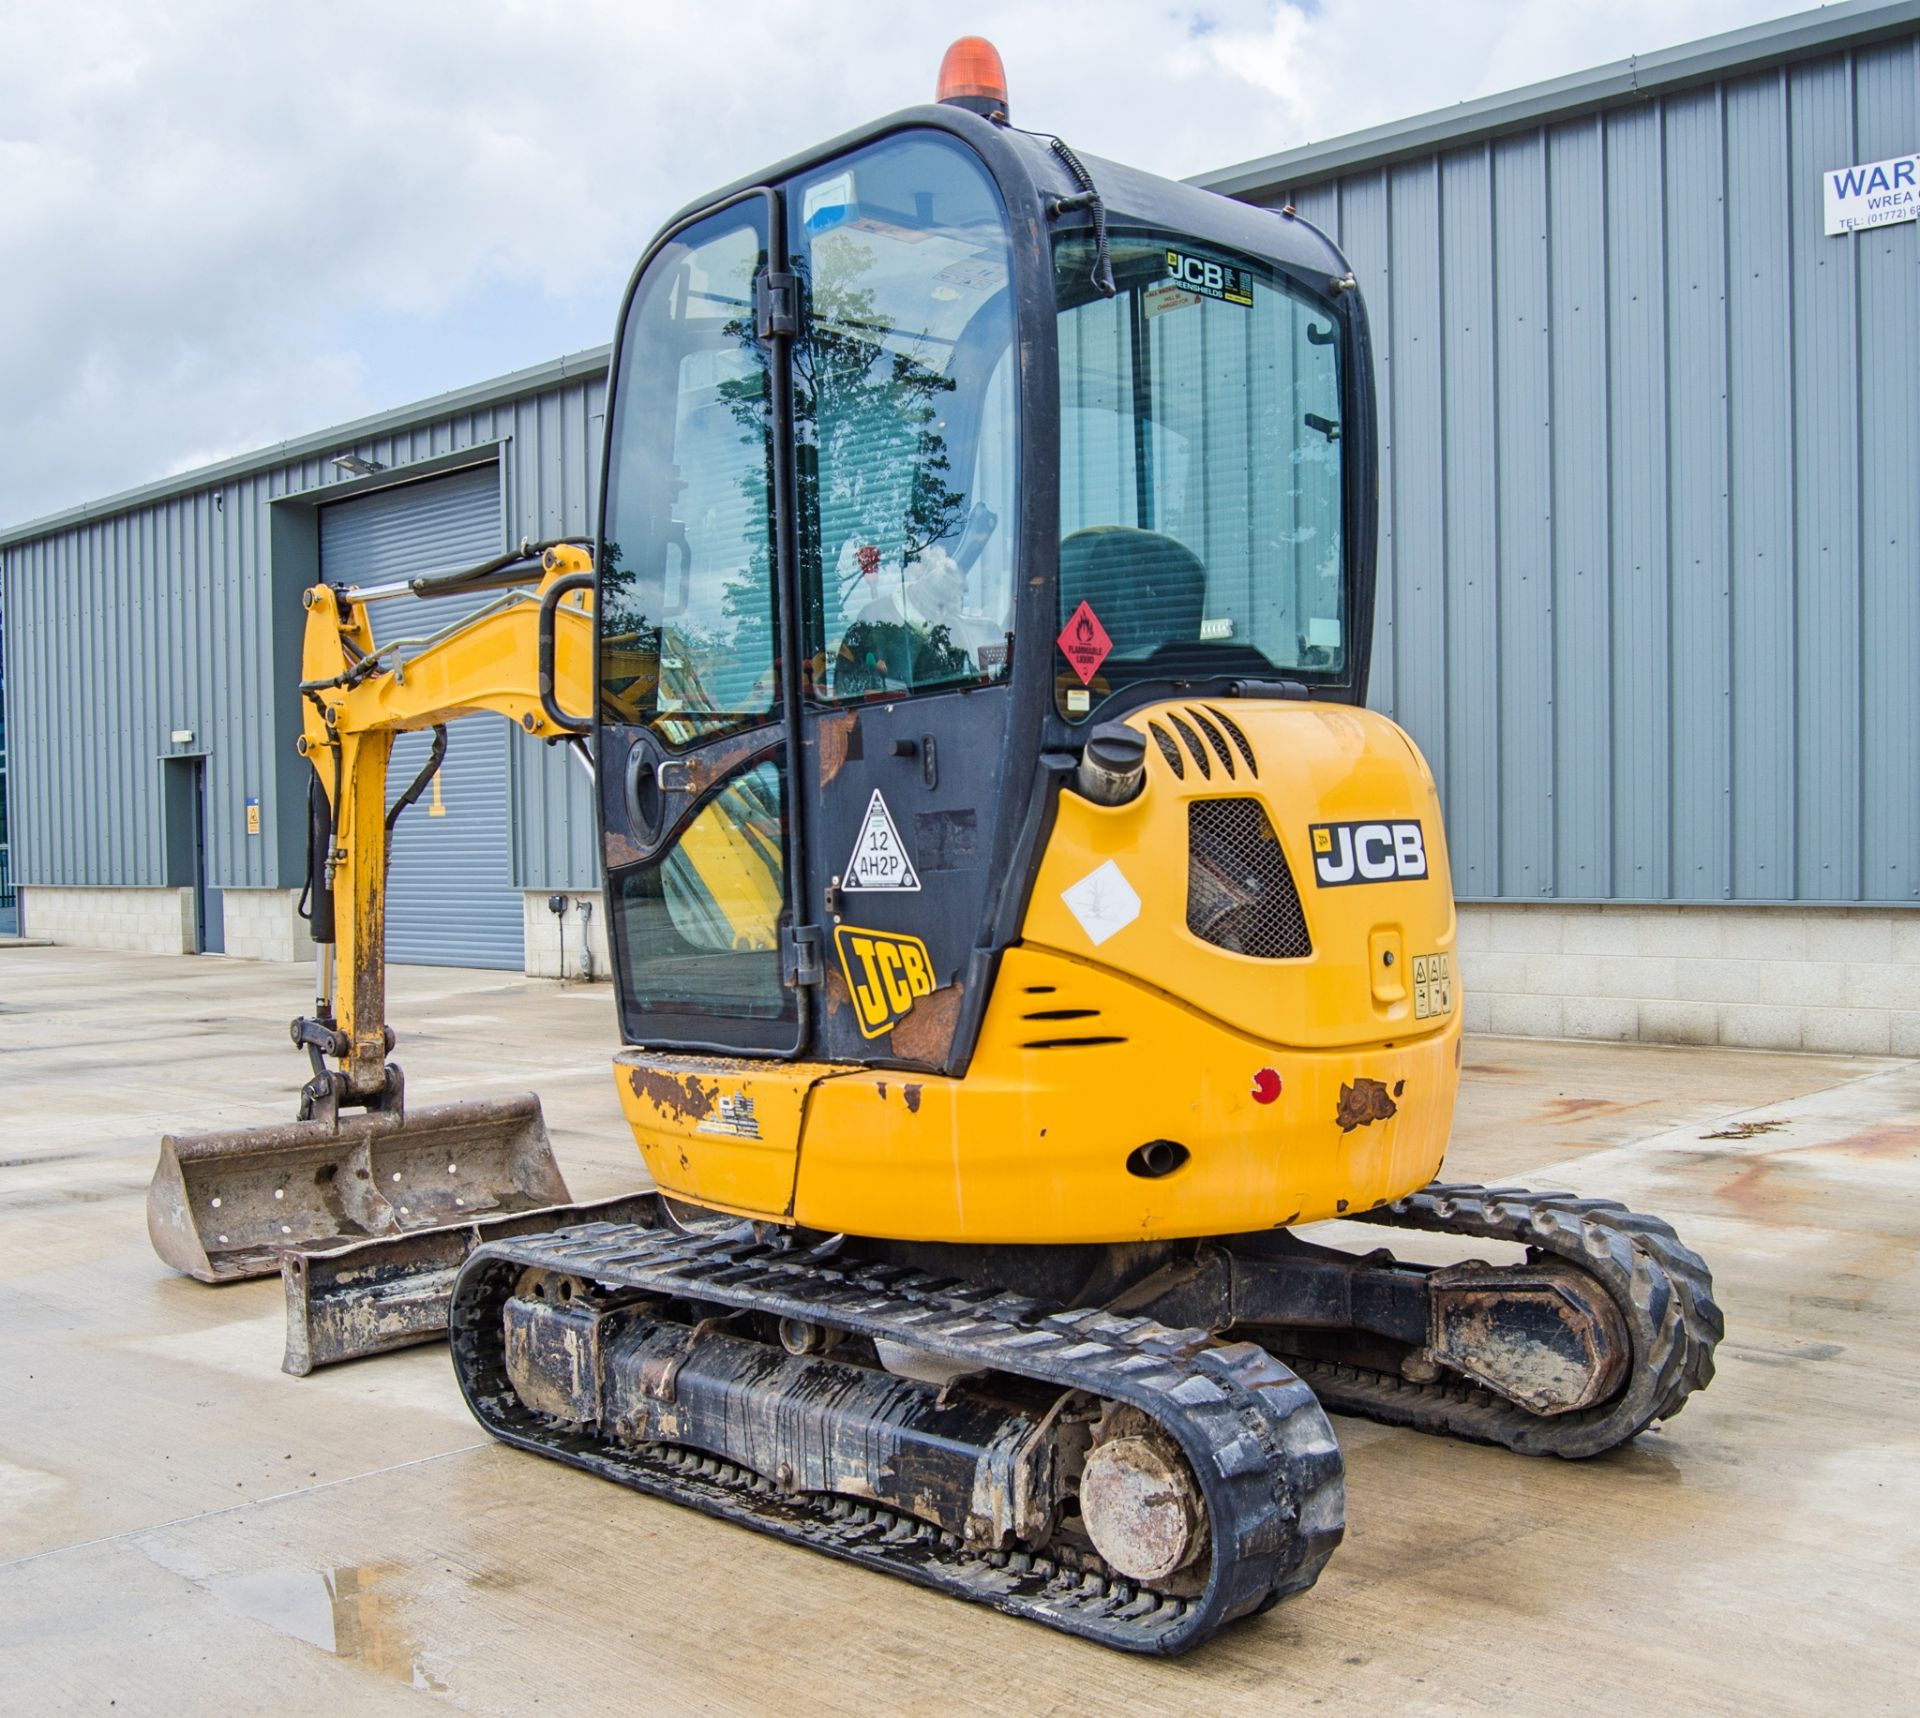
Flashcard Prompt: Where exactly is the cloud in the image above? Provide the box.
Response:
[0,0,1795,526]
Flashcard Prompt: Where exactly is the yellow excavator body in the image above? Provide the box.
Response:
[615,698,1457,1240]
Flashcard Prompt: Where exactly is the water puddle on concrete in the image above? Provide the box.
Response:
[143,1546,447,1692]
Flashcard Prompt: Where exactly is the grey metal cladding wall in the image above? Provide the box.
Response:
[322,465,526,968]
[499,382,604,894]
[1,477,280,891]
[0,366,608,897]
[272,376,608,893]
[1286,30,1920,904]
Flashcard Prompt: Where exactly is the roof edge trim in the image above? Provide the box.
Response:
[1192,0,1920,200]
[0,344,612,549]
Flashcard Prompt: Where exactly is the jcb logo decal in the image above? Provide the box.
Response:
[1309,820,1428,887]
[834,925,936,1039]
[1164,248,1254,307]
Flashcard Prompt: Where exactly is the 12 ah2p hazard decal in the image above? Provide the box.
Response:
[834,925,936,1039]
[843,788,919,892]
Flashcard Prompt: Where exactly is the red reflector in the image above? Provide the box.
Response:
[937,36,1009,115]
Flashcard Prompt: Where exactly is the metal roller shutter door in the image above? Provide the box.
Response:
[317,465,525,970]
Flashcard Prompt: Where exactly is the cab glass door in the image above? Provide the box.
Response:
[598,194,799,1052]
[786,133,1020,1067]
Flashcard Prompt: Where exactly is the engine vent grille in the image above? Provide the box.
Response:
[1187,799,1312,959]
[1147,721,1185,779]
[1202,706,1258,777]
[1146,707,1260,781]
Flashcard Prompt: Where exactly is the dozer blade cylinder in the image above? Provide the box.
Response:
[282,1192,658,1375]
[146,1094,571,1284]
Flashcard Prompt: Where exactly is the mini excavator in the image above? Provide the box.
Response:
[147,40,1722,1654]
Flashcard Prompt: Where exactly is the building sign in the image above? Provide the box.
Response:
[1824,151,1919,236]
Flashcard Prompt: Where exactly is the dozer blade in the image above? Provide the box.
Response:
[147,1093,571,1284]
[281,1191,658,1375]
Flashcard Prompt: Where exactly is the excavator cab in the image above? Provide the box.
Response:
[589,80,1443,1243]
[596,104,1371,1069]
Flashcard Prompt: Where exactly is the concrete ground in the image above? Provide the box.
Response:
[1,946,1915,1715]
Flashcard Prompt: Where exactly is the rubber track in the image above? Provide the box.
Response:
[448,1218,1344,1654]
[1288,1182,1724,1458]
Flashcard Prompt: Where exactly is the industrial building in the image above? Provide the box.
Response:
[3,0,1917,1051]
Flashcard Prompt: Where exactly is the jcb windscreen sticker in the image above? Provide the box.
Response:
[835,925,936,1039]
[843,788,920,891]
[1309,820,1429,886]
[1164,248,1254,308]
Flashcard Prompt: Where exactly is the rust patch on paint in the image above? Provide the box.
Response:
[825,966,851,1018]
[891,982,963,1064]
[603,831,645,868]
[1336,1076,1398,1133]
[817,712,859,786]
[902,1084,923,1114]
[627,1066,717,1124]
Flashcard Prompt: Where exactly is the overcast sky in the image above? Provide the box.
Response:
[0,0,1810,527]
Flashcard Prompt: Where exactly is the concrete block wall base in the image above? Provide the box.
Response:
[220,888,316,963]
[15,885,195,954]
[1459,903,1920,1054]
[522,891,610,981]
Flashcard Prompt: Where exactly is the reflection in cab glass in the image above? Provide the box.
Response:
[600,211,778,747]
[1055,231,1346,719]
[790,134,1018,701]
[614,761,789,1022]
[600,202,796,1040]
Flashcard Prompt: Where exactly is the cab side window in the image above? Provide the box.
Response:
[788,133,1018,702]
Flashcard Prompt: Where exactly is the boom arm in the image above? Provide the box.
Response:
[295,542,596,1114]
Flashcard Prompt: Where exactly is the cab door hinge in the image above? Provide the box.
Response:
[784,923,825,988]
[756,271,799,341]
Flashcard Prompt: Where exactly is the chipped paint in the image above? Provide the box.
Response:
[603,831,646,868]
[628,1066,718,1124]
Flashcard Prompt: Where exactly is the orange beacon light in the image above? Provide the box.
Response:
[936,36,1009,120]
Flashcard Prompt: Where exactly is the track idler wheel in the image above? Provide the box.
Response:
[1080,1408,1210,1586]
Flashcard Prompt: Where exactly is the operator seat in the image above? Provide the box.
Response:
[1058,526,1206,656]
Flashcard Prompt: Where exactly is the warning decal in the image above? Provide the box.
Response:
[1057,600,1113,685]
[843,788,920,892]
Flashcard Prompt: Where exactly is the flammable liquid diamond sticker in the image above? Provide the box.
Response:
[1060,859,1141,947]
[1057,600,1113,685]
